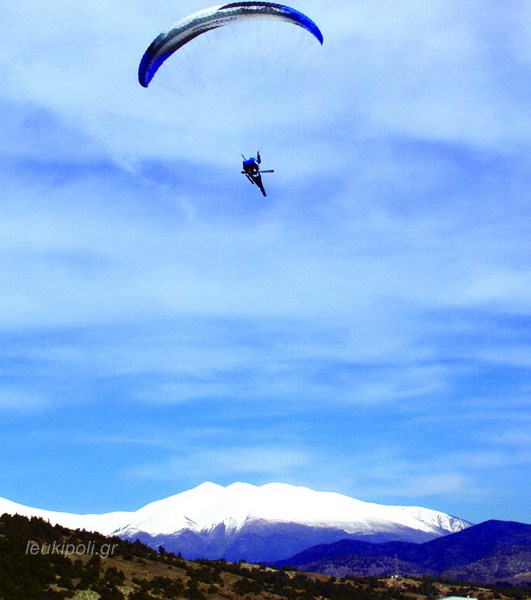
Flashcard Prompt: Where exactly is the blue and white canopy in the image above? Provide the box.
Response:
[138,2,323,88]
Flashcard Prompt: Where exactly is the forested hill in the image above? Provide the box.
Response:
[0,512,527,600]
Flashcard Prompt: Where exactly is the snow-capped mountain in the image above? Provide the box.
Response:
[113,482,467,539]
[0,482,471,562]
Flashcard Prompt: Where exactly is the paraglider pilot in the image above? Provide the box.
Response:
[241,151,274,196]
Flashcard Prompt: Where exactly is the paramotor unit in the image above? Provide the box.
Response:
[241,151,274,196]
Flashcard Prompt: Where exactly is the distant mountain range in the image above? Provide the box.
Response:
[275,520,531,585]
[0,482,469,562]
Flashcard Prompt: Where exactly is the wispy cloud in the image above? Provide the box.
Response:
[127,446,310,484]
[0,388,50,413]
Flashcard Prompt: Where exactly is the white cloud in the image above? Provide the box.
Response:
[318,1,531,149]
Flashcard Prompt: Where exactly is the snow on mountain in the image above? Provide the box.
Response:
[0,496,133,536]
[113,481,469,539]
[0,482,471,562]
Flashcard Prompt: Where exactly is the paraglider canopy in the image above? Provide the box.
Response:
[138,2,323,88]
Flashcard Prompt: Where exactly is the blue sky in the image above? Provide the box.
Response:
[1,0,530,524]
